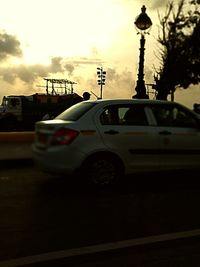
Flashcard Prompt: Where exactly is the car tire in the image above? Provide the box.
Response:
[82,155,123,186]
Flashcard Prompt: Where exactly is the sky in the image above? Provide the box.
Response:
[0,0,199,108]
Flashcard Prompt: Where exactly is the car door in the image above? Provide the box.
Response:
[150,103,200,169]
[94,103,159,172]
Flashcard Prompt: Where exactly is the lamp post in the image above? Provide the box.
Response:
[133,5,152,99]
[97,67,106,99]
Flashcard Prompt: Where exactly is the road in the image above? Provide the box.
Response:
[0,161,200,266]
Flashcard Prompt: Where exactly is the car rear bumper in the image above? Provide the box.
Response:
[32,145,85,175]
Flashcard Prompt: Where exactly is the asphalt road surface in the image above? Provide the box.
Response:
[1,160,200,266]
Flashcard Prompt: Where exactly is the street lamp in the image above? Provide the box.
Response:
[97,67,106,99]
[133,5,152,99]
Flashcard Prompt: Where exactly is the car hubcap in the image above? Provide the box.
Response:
[90,159,116,185]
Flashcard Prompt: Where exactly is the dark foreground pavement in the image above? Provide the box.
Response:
[1,162,200,266]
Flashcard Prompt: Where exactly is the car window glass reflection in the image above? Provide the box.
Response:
[151,105,199,128]
[123,106,148,125]
[100,105,148,126]
[100,106,119,125]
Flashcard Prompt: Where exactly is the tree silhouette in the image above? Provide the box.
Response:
[154,0,200,100]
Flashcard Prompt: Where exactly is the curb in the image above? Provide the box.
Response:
[0,131,35,161]
[0,131,35,143]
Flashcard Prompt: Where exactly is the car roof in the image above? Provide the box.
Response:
[86,98,178,105]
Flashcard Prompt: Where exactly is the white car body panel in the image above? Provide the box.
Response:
[157,126,200,169]
[32,99,200,179]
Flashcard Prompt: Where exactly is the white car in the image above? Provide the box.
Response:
[32,99,200,185]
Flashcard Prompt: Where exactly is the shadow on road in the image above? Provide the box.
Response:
[37,168,200,198]
[0,158,34,169]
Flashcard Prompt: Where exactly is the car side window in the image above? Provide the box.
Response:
[123,106,148,125]
[100,105,148,126]
[100,106,119,125]
[151,104,199,128]
[174,108,199,128]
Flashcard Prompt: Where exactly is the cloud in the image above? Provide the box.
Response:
[64,56,104,66]
[124,0,168,11]
[49,57,63,73]
[0,64,48,84]
[148,0,169,9]
[0,55,104,86]
[0,29,137,100]
[0,31,23,61]
[64,64,75,76]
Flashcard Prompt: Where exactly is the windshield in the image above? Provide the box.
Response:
[55,101,96,121]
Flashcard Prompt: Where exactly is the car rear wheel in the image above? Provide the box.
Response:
[82,155,123,186]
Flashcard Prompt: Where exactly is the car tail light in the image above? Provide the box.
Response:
[51,128,79,145]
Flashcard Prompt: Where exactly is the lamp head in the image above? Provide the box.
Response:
[135,5,152,32]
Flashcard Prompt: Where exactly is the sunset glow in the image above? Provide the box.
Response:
[0,0,199,108]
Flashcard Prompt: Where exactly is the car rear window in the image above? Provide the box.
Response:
[55,102,96,121]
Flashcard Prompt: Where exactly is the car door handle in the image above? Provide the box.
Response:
[159,131,172,135]
[104,130,119,135]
